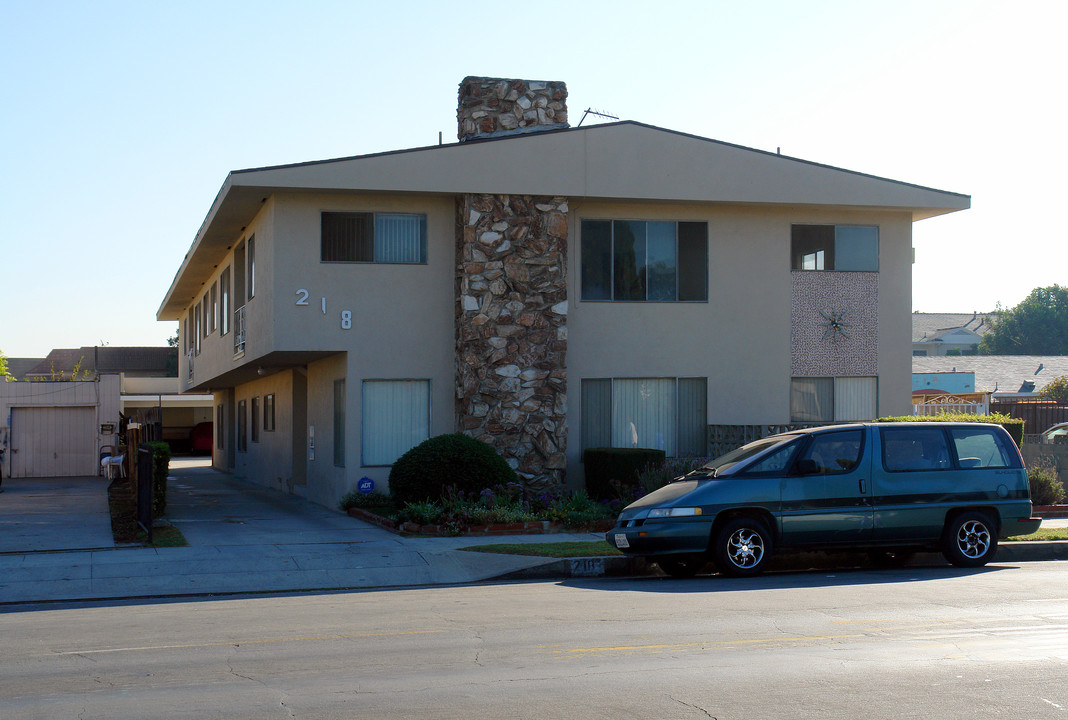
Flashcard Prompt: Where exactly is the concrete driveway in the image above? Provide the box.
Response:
[0,475,114,553]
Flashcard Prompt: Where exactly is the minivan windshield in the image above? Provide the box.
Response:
[700,435,799,476]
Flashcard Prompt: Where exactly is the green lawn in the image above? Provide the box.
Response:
[460,541,622,558]
[459,529,1068,559]
[1008,527,1068,542]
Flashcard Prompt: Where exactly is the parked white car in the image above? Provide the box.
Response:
[1040,422,1068,444]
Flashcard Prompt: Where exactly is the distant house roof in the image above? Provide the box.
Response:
[912,355,1068,395]
[3,358,45,380]
[912,312,999,343]
[25,347,177,378]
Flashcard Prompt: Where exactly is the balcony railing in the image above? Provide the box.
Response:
[234,305,246,357]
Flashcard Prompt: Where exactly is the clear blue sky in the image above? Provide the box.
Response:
[2,0,1065,357]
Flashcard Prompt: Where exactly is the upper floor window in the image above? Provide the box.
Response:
[194,300,202,356]
[581,220,708,302]
[220,266,231,335]
[791,225,878,271]
[321,212,427,264]
[247,235,256,300]
[209,281,218,334]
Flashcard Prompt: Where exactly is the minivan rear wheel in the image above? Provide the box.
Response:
[714,517,772,577]
[942,511,998,567]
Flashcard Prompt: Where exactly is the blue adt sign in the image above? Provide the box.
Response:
[358,477,375,494]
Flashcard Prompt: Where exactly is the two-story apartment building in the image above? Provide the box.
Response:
[158,76,970,509]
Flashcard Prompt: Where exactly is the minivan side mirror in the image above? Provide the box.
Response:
[795,458,821,475]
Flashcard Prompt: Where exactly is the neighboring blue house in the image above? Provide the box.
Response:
[912,371,976,395]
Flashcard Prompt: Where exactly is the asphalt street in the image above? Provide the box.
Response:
[3,561,1067,718]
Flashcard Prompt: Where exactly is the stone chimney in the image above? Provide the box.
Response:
[454,77,570,489]
[457,76,568,142]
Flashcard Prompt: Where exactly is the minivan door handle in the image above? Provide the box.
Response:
[859,478,866,494]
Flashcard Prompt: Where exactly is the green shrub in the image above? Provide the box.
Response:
[396,501,444,526]
[637,456,711,495]
[148,441,171,518]
[583,447,666,500]
[388,433,517,506]
[542,490,616,528]
[1029,462,1066,506]
[339,490,398,516]
[876,413,1025,446]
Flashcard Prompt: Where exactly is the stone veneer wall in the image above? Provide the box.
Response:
[791,272,879,376]
[456,194,569,487]
[457,77,568,141]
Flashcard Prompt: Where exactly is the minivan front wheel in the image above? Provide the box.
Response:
[714,517,772,577]
[942,512,998,567]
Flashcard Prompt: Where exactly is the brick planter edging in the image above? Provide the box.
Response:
[1034,505,1068,518]
[347,507,614,537]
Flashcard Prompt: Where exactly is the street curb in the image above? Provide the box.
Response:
[491,541,1068,580]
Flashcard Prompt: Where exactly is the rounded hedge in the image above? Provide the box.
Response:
[388,433,517,505]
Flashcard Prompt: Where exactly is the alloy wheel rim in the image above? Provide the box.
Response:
[727,528,764,568]
[956,520,990,558]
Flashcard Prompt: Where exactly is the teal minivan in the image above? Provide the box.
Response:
[606,422,1041,577]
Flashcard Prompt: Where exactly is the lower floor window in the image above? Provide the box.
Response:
[362,380,430,466]
[333,379,346,467]
[237,400,247,452]
[581,377,707,456]
[264,394,275,431]
[790,376,877,422]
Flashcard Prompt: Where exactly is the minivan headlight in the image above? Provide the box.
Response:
[647,507,703,519]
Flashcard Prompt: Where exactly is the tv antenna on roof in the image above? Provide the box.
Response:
[577,108,619,127]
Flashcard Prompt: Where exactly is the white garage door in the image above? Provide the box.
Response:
[11,406,98,478]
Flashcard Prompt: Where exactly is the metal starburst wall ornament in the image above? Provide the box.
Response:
[818,308,851,342]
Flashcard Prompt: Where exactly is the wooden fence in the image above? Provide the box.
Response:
[990,399,1068,434]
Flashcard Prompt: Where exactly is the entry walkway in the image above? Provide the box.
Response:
[0,459,605,604]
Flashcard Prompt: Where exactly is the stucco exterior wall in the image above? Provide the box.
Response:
[565,202,913,484]
[230,370,297,494]
[175,189,916,506]
[178,198,275,388]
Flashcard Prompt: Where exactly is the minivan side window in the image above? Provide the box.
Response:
[881,427,951,472]
[796,429,863,474]
[950,427,1016,468]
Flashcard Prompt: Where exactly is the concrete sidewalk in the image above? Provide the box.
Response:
[0,459,606,605]
[1,459,1065,606]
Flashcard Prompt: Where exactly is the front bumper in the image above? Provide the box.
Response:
[606,518,714,556]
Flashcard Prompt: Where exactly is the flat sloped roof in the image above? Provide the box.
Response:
[160,121,971,319]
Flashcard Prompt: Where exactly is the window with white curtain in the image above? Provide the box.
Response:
[791,377,877,422]
[362,380,430,466]
[581,377,707,456]
[835,377,878,421]
[321,212,427,264]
